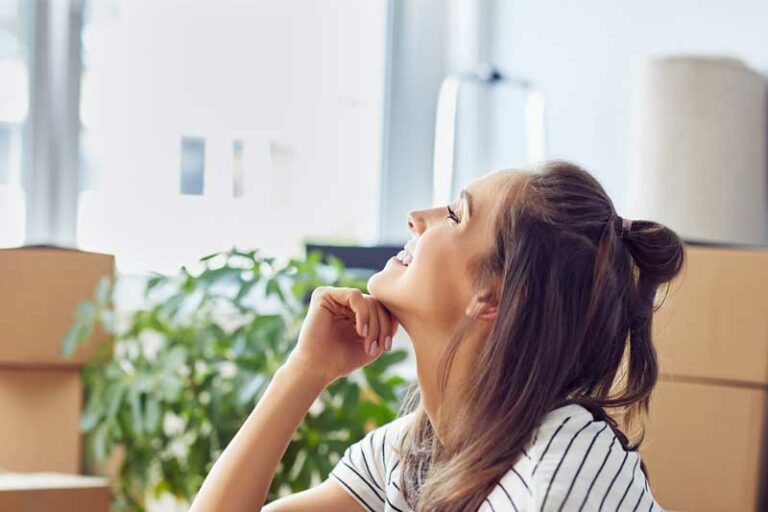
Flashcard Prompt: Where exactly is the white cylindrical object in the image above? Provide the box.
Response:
[627,55,767,245]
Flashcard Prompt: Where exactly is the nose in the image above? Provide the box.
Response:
[406,210,426,237]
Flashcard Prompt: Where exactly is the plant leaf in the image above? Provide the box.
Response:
[60,324,81,357]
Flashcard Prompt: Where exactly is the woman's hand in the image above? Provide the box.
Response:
[285,286,400,384]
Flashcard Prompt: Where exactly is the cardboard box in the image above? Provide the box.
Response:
[0,245,115,368]
[0,368,83,473]
[651,245,768,385]
[641,378,768,512]
[640,244,768,511]
[0,473,110,512]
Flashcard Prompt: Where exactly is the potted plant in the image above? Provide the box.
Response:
[62,247,410,512]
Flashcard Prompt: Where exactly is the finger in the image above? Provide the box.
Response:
[364,295,380,355]
[375,301,391,352]
[391,316,400,337]
[344,288,370,339]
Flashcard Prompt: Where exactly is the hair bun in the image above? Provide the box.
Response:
[622,219,686,288]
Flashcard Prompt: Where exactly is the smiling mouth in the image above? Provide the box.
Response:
[395,249,413,266]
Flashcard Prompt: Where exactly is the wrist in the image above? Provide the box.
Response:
[278,353,336,389]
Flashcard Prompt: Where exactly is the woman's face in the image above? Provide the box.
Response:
[368,169,520,335]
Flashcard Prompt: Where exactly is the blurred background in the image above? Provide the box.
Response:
[0,1,767,511]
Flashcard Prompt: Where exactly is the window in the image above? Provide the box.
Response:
[0,0,29,247]
[76,0,389,274]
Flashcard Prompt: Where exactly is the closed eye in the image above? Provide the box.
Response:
[447,205,460,224]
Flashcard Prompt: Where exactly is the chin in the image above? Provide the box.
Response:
[367,279,408,332]
[367,268,401,305]
[366,270,386,299]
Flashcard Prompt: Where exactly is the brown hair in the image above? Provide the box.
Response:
[393,159,686,511]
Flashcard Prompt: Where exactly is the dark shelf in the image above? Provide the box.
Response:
[304,242,404,275]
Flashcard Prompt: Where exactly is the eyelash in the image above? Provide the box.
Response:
[446,205,460,224]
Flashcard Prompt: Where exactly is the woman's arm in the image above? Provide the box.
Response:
[190,286,398,512]
[189,357,331,512]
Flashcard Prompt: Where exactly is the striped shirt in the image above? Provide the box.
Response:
[329,403,665,511]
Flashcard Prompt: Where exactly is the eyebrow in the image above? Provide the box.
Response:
[460,189,472,221]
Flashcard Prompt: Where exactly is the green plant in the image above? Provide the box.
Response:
[62,247,410,511]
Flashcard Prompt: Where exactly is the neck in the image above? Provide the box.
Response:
[401,316,487,449]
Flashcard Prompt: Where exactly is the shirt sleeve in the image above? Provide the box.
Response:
[530,417,664,511]
[329,422,389,512]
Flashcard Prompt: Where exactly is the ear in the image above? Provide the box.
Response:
[465,293,499,321]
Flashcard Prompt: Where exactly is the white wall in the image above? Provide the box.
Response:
[76,0,388,274]
[491,0,768,209]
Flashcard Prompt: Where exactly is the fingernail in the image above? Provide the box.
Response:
[363,323,368,337]
[385,336,392,350]
[369,339,378,355]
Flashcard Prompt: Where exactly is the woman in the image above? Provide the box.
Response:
[190,160,685,511]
